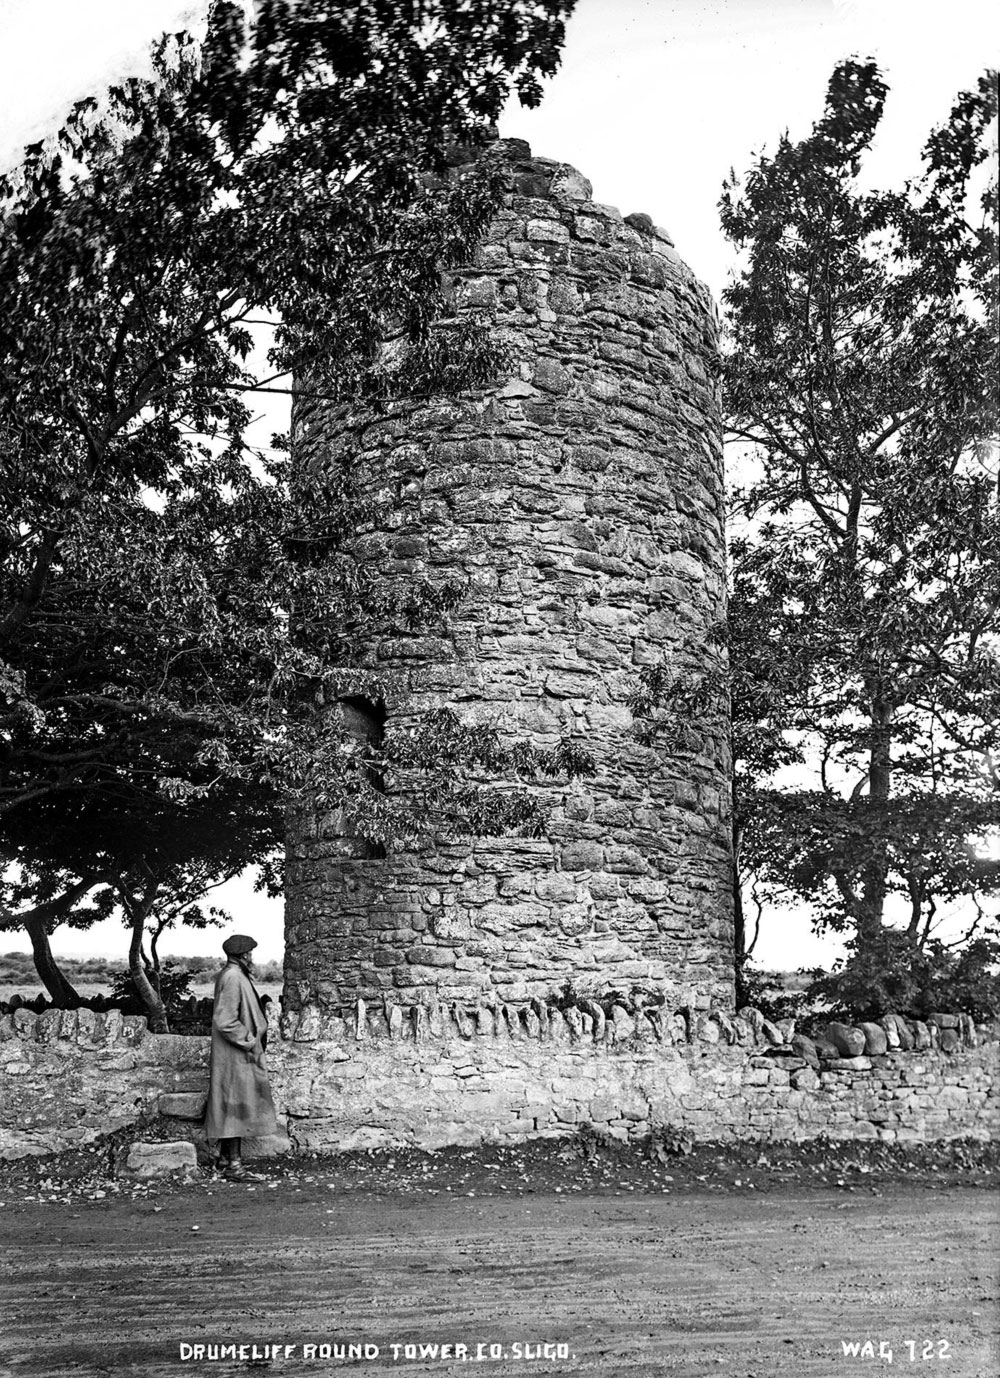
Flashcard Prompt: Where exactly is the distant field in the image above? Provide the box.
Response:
[0,980,285,1003]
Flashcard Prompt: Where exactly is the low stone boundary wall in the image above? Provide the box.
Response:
[0,1007,208,1159]
[274,1002,999,1152]
[2,1001,997,1160]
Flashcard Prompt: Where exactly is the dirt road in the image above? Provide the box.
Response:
[2,1180,997,1378]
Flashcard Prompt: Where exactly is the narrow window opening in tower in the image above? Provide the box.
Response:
[338,696,387,860]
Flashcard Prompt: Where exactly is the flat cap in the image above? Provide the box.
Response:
[222,934,257,957]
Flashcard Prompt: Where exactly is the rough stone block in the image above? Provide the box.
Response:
[850,1120,878,1138]
[859,1022,889,1056]
[790,1033,819,1063]
[158,1092,207,1121]
[929,1013,960,1028]
[526,217,569,243]
[825,1022,866,1057]
[124,1140,199,1179]
[580,1000,606,1040]
[121,1015,147,1045]
[588,1095,617,1122]
[761,1051,809,1070]
[57,1009,79,1039]
[406,946,457,967]
[737,1007,765,1035]
[560,841,604,871]
[293,1008,322,1042]
[244,1126,293,1158]
[812,1038,841,1061]
[34,1010,63,1042]
[823,1056,873,1072]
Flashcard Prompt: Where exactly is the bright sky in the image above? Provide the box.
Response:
[0,0,996,968]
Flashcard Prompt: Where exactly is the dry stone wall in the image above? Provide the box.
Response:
[274,1002,998,1150]
[0,1006,208,1160]
[286,140,732,1016]
[3,1004,996,1161]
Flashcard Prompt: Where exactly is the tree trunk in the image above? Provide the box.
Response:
[857,696,894,955]
[149,926,166,995]
[732,817,746,964]
[24,915,82,1007]
[127,900,169,1033]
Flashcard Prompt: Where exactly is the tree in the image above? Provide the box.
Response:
[1,764,281,1027]
[0,866,109,1008]
[1,1,594,1001]
[1,0,577,804]
[717,61,999,968]
[628,587,807,967]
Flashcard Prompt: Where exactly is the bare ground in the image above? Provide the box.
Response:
[1,1138,997,1378]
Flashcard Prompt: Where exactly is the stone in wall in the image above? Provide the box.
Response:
[286,140,733,1015]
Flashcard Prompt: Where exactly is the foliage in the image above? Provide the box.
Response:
[109,959,194,1016]
[745,789,1000,939]
[1,763,279,1024]
[717,60,999,956]
[0,950,38,980]
[551,978,585,1012]
[734,962,820,1023]
[565,1121,611,1164]
[0,0,577,815]
[734,940,1000,1026]
[809,929,1000,1023]
[550,979,669,1017]
[0,949,284,1002]
[249,958,283,984]
[635,63,999,977]
[0,0,586,1005]
[0,951,225,982]
[646,1125,694,1160]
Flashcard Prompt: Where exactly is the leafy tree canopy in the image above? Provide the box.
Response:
[1,0,593,1005]
[635,62,999,986]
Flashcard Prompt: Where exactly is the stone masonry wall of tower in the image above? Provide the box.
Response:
[285,140,734,1017]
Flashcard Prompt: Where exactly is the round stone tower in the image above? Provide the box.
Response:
[285,140,733,1019]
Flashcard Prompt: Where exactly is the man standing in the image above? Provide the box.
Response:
[205,934,277,1180]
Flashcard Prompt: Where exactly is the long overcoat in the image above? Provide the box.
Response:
[204,959,278,1140]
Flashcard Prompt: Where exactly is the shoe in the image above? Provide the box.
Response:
[224,1159,248,1181]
